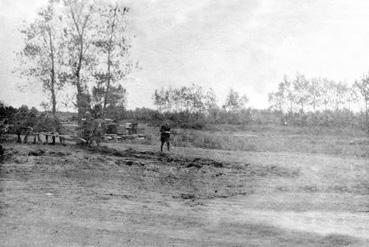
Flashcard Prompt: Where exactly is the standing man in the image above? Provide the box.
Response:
[160,123,171,152]
[13,110,26,143]
[14,120,24,143]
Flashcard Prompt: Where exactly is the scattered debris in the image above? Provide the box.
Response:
[126,160,133,166]
[186,163,202,169]
[48,151,68,157]
[180,193,196,200]
[28,149,46,156]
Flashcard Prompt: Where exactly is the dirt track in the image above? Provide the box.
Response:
[1,143,369,246]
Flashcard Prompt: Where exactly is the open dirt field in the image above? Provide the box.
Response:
[1,141,369,246]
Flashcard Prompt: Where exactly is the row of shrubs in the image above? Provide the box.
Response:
[123,107,367,130]
[1,103,368,131]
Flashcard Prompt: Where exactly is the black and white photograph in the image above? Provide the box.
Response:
[2,0,369,246]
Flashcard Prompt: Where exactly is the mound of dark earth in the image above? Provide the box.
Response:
[95,146,299,177]
[1,144,300,201]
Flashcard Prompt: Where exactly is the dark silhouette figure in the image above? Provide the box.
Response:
[160,123,171,152]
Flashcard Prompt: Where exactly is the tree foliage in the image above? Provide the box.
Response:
[91,2,132,116]
[268,74,359,113]
[16,0,133,123]
[355,73,369,131]
[222,89,248,112]
[16,0,65,116]
[153,84,220,114]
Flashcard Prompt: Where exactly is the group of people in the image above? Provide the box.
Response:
[1,107,173,152]
[4,113,65,145]
[1,109,104,147]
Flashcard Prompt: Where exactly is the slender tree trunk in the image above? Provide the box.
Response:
[51,83,56,116]
[102,5,118,117]
[75,49,87,124]
[365,99,369,132]
[75,37,85,122]
[103,49,111,117]
[48,28,57,117]
[76,72,83,121]
[67,2,92,122]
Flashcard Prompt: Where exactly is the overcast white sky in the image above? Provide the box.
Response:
[2,0,369,110]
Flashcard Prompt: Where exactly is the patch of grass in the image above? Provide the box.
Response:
[138,124,369,157]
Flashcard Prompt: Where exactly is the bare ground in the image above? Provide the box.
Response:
[1,143,369,246]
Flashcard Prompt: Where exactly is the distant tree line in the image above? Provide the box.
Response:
[147,85,250,128]
[153,85,248,113]
[268,73,369,131]
[142,75,369,130]
[153,84,217,113]
[268,74,359,113]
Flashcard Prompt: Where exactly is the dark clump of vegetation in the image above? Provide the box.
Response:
[0,103,65,137]
[0,103,18,122]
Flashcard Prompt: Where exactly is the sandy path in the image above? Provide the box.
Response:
[205,196,369,239]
